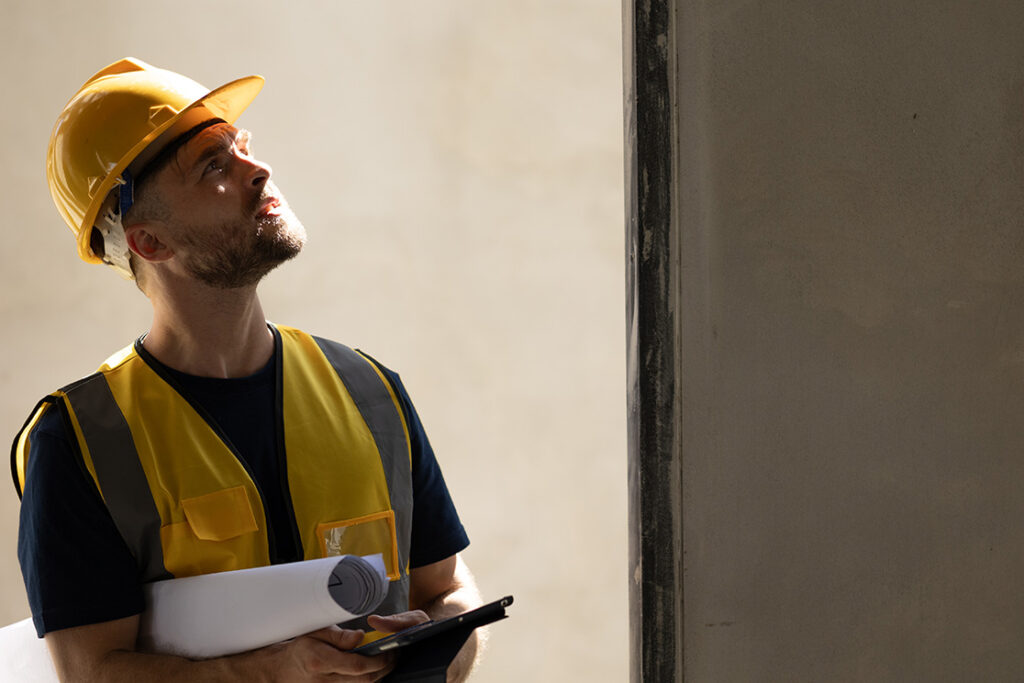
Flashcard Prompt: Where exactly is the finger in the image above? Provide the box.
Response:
[303,625,366,651]
[367,610,431,633]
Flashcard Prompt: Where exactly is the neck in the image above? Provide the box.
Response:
[143,279,273,378]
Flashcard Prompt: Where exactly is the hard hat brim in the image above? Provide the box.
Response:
[76,75,265,263]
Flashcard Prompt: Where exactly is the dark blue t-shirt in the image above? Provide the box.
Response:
[17,340,468,637]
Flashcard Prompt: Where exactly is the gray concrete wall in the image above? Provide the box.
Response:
[0,3,626,681]
[676,1,1024,680]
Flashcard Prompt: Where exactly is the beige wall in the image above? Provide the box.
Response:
[675,1,1024,679]
[0,3,626,681]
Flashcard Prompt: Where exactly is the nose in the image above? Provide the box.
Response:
[240,153,272,190]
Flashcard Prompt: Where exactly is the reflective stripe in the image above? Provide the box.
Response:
[64,376,172,582]
[312,337,413,611]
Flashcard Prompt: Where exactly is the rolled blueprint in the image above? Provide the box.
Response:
[0,554,389,681]
[0,617,58,683]
[140,554,389,657]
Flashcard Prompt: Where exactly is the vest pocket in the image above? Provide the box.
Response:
[316,510,400,581]
[160,486,262,577]
[180,486,259,541]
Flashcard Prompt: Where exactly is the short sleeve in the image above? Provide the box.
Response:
[16,404,145,637]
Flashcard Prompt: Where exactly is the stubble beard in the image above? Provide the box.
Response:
[181,192,307,289]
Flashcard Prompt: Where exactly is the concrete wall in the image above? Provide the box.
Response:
[674,1,1024,680]
[0,3,626,681]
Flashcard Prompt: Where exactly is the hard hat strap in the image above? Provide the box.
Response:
[118,169,136,218]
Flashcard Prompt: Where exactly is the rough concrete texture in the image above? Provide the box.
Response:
[0,3,626,681]
[675,1,1024,680]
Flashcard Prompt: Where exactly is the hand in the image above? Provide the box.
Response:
[366,609,432,636]
[260,625,395,682]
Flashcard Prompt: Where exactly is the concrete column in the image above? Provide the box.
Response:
[628,0,1024,680]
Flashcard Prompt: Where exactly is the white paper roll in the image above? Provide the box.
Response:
[139,554,389,657]
[0,618,59,683]
[0,554,388,679]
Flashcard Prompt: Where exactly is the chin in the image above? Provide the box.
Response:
[258,206,307,257]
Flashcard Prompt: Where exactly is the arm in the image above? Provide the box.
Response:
[368,553,483,683]
[44,614,394,683]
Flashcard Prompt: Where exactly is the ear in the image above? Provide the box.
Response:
[124,224,173,263]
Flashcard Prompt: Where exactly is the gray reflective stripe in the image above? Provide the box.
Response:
[312,338,413,593]
[64,377,172,582]
[380,574,410,619]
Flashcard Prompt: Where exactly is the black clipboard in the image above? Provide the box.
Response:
[352,595,513,657]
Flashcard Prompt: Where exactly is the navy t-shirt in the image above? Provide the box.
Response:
[17,340,469,637]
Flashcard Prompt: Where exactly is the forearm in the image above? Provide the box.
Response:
[51,645,272,683]
[46,618,388,683]
[411,556,484,683]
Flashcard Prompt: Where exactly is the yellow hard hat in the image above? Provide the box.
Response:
[46,57,264,269]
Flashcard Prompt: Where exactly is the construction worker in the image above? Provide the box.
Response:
[12,58,481,682]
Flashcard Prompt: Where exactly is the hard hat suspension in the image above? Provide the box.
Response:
[95,193,134,281]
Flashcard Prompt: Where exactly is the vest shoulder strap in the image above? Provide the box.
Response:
[303,333,414,579]
[61,373,173,581]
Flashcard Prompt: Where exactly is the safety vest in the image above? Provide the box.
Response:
[12,324,412,616]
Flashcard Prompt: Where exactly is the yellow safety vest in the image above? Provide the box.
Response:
[12,324,412,615]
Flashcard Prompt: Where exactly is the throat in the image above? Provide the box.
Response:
[143,304,275,378]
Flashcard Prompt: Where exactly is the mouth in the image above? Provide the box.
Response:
[256,196,282,218]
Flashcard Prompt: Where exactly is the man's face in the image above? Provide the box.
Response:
[146,122,306,288]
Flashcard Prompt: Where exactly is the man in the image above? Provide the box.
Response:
[12,58,482,682]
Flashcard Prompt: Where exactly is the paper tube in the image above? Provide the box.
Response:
[0,554,389,680]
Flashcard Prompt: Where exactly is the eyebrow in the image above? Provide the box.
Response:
[185,127,250,176]
[186,131,232,175]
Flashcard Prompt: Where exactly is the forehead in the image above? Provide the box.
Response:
[178,122,242,161]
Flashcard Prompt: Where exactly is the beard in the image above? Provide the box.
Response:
[179,187,307,289]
